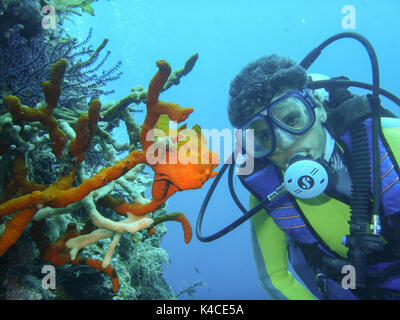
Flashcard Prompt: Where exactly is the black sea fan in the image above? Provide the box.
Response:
[0,28,122,109]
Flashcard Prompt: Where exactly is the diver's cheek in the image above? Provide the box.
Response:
[274,129,299,151]
[303,128,326,160]
[268,149,291,169]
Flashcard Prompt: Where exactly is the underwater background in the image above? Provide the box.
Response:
[1,0,400,300]
[63,0,400,300]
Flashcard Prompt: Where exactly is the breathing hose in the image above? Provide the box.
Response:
[300,32,384,288]
[196,154,287,242]
[347,122,372,288]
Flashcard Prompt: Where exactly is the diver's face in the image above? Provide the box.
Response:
[266,90,327,169]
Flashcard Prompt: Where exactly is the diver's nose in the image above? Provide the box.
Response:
[274,127,298,150]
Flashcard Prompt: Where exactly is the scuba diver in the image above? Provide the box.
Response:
[196,33,400,299]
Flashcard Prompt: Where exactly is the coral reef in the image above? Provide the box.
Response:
[42,0,99,17]
[0,28,122,108]
[0,55,219,299]
[176,280,204,300]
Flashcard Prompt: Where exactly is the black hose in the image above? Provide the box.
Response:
[301,32,381,217]
[228,157,248,214]
[301,32,384,289]
[307,79,400,108]
[196,155,275,242]
[347,122,371,288]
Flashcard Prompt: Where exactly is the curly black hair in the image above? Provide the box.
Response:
[228,54,307,128]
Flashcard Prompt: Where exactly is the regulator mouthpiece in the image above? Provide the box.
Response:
[284,154,329,199]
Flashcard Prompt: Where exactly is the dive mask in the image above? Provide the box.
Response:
[241,89,318,158]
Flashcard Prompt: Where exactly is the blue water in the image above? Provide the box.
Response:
[63,0,400,299]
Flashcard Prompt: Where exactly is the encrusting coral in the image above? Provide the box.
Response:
[0,57,219,293]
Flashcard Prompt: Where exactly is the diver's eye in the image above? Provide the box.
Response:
[284,116,298,126]
[282,112,301,128]
[258,129,270,140]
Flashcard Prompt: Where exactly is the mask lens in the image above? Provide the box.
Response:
[270,96,314,132]
[243,117,273,157]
